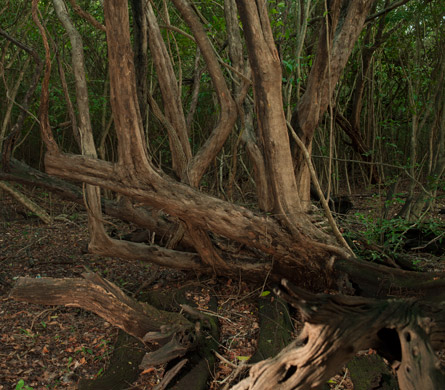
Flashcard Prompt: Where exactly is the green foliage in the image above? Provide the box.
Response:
[347,211,443,260]
[15,380,34,390]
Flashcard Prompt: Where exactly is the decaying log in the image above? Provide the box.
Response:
[9,273,220,390]
[334,257,445,303]
[230,280,445,390]
[9,273,192,345]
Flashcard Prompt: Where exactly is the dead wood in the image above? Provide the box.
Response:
[334,257,445,303]
[230,280,445,390]
[0,180,52,224]
[9,273,192,344]
[9,273,220,390]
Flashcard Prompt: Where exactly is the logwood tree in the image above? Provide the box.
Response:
[6,0,445,389]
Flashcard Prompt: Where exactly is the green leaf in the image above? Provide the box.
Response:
[236,356,250,361]
[260,290,271,297]
[16,380,25,390]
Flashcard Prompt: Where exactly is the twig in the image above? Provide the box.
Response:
[411,232,445,251]
[153,358,188,390]
[213,350,251,390]
[286,121,354,256]
[214,350,238,368]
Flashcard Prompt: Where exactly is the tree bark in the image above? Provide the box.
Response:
[231,280,445,390]
[130,0,149,130]
[9,273,192,344]
[146,1,191,178]
[236,0,303,232]
[53,0,108,253]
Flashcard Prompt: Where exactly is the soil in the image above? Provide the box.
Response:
[0,185,443,389]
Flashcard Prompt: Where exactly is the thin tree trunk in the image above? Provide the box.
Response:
[53,0,108,250]
[293,0,375,207]
[236,0,303,232]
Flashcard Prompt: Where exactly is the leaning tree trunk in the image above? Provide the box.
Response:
[292,0,376,208]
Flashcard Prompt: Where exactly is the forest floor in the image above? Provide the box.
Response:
[0,184,444,390]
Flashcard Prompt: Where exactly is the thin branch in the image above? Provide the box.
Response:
[287,121,354,256]
[31,0,58,153]
[160,23,195,41]
[0,180,52,224]
[159,24,251,84]
[66,0,106,32]
[366,0,413,23]
[312,155,434,197]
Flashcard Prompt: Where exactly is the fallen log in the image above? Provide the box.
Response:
[9,273,445,389]
[9,273,191,343]
[9,272,219,390]
[230,279,445,390]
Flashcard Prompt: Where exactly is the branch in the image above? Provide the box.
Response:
[0,181,52,224]
[159,23,251,84]
[172,0,238,186]
[31,0,58,153]
[287,121,354,256]
[366,0,413,23]
[66,0,106,32]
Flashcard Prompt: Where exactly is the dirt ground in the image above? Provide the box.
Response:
[1,185,443,389]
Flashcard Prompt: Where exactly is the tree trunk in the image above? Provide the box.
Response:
[130,0,149,130]
[236,0,303,231]
[293,0,376,207]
